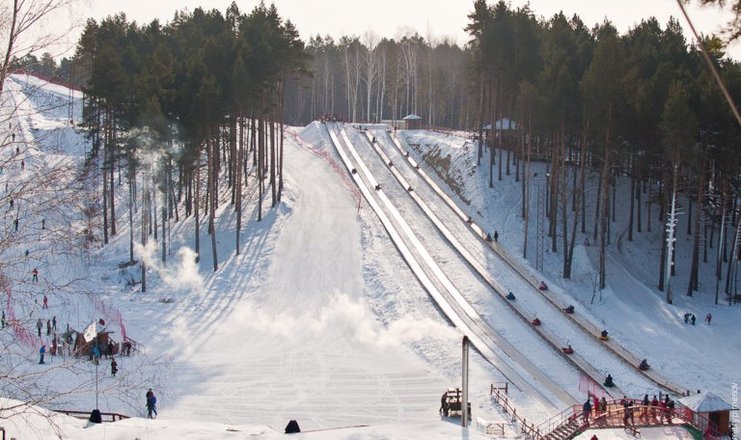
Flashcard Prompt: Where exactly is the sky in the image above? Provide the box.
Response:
[69,0,741,58]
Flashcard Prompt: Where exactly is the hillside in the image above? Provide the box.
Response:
[0,74,737,439]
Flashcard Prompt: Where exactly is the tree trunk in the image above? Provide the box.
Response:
[208,136,218,272]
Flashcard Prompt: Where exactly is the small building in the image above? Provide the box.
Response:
[402,114,423,130]
[678,391,735,436]
[381,114,424,130]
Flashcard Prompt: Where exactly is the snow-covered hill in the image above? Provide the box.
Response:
[0,75,737,439]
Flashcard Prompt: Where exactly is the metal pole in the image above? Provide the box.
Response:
[95,360,99,409]
[462,336,469,428]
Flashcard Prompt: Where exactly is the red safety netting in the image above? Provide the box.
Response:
[6,287,44,348]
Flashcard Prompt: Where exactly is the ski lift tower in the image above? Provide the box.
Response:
[665,190,680,304]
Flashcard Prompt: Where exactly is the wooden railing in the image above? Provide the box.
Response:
[490,384,545,440]
[53,409,129,422]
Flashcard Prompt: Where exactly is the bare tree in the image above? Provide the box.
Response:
[0,0,75,95]
[362,30,378,122]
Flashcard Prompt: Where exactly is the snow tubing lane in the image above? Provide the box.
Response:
[384,128,684,396]
[359,129,626,399]
[325,123,573,410]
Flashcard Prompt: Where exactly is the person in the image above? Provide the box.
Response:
[1,310,5,329]
[582,399,592,423]
[107,340,115,358]
[684,313,691,323]
[50,335,57,356]
[600,396,608,415]
[36,318,43,337]
[440,391,449,416]
[486,232,492,242]
[41,218,45,229]
[659,396,667,423]
[641,394,650,422]
[590,435,598,440]
[539,281,548,290]
[39,344,46,364]
[651,395,659,421]
[600,329,609,340]
[705,313,712,325]
[14,218,18,231]
[506,291,516,300]
[604,374,614,388]
[691,314,696,325]
[32,268,39,283]
[20,159,24,170]
[42,294,47,309]
[493,230,498,242]
[639,359,650,370]
[52,316,56,331]
[111,358,118,377]
[628,400,635,425]
[565,305,575,314]
[622,398,630,425]
[122,339,132,356]
[593,394,600,417]
[46,319,51,336]
[91,345,100,364]
[146,389,157,418]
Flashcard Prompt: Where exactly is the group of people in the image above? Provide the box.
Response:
[35,315,57,337]
[581,394,609,424]
[683,312,712,325]
[581,394,678,427]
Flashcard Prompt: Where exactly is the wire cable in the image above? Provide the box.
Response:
[676,0,741,127]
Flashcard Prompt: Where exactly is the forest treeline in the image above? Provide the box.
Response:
[11,0,740,297]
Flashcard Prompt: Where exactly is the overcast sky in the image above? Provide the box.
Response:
[68,0,740,58]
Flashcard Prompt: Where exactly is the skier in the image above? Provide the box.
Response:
[683,313,690,324]
[146,389,158,418]
[705,313,712,325]
[32,268,39,283]
[39,344,46,364]
[111,358,118,377]
[42,293,47,308]
[52,316,56,331]
[46,319,51,336]
[36,318,43,337]
[493,230,498,242]
[690,314,696,325]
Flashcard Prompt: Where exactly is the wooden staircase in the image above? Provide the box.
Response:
[543,419,582,440]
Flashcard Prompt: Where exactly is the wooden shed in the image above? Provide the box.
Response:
[679,391,735,436]
[403,114,423,130]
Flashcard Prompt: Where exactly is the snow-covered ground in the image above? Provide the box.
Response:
[0,75,737,439]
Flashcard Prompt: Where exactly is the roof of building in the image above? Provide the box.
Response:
[403,114,422,120]
[679,391,734,413]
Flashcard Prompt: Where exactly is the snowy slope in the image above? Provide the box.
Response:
[0,75,737,439]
